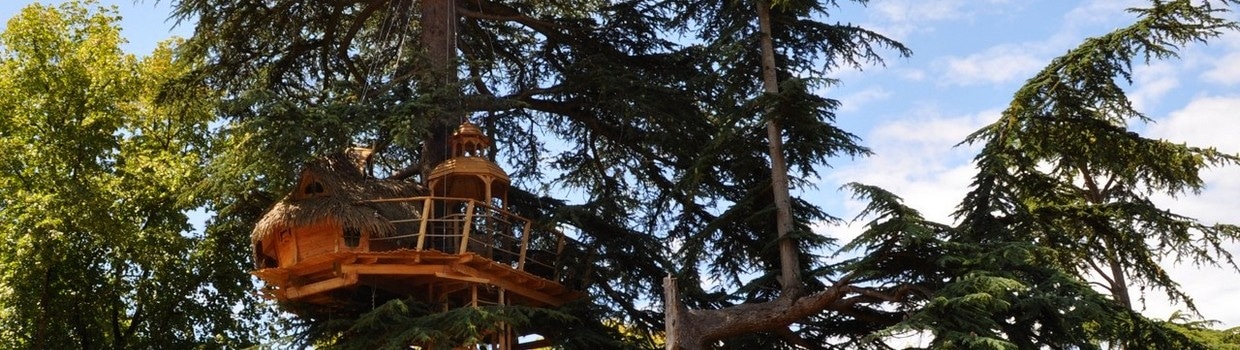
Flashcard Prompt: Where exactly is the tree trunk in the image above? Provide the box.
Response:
[664,276,682,350]
[664,2,812,348]
[418,0,459,182]
[756,0,801,296]
[664,278,854,349]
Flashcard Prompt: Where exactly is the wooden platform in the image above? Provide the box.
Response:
[253,249,582,308]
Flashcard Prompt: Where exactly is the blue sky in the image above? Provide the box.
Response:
[4,0,1238,334]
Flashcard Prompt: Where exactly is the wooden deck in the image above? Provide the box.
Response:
[254,249,581,307]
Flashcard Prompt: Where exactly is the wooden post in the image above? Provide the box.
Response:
[471,284,478,307]
[517,220,532,270]
[664,274,679,350]
[554,231,567,281]
[416,197,433,250]
[459,201,476,254]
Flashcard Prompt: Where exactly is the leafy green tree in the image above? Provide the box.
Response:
[0,1,264,348]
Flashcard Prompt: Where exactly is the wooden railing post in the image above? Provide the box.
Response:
[458,201,476,254]
[416,197,433,250]
[554,230,567,280]
[517,220,532,270]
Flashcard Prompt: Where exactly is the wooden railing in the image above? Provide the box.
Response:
[354,196,564,281]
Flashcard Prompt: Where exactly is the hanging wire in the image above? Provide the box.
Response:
[392,0,410,74]
[357,0,404,106]
[443,0,460,199]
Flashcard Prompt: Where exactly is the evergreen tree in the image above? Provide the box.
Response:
[954,0,1240,347]
[169,0,1240,348]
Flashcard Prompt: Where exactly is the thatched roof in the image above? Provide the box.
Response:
[252,150,425,243]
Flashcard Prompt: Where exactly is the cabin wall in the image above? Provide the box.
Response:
[277,230,297,267]
[296,221,341,261]
[255,237,281,269]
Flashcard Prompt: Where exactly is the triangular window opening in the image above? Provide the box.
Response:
[294,172,332,200]
[304,181,325,195]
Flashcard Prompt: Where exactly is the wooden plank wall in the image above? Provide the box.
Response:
[297,222,340,260]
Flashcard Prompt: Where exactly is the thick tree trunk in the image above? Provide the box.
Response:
[418,0,460,182]
[664,276,681,350]
[1105,243,1132,310]
[664,276,855,349]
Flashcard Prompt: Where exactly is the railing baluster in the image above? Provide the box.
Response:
[416,197,432,251]
[555,230,567,281]
[458,201,476,254]
[518,220,532,271]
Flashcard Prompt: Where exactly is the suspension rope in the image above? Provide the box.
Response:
[357,0,400,106]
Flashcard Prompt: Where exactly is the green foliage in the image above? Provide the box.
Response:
[297,298,571,350]
[172,0,913,347]
[167,0,1240,349]
[944,0,1240,348]
[1165,312,1240,350]
[960,0,1240,307]
[842,184,1213,350]
[0,1,264,348]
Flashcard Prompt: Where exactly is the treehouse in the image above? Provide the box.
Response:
[251,122,579,348]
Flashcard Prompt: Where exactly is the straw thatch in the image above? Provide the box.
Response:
[251,149,425,244]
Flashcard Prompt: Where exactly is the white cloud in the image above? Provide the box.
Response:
[929,0,1185,88]
[1202,51,1240,86]
[872,0,970,23]
[829,108,997,226]
[1063,0,1143,29]
[866,1,961,39]
[837,87,892,112]
[816,0,1240,332]
[1142,95,1240,327]
[1129,62,1181,111]
[1148,95,1240,152]
[863,0,1014,41]
[898,68,927,81]
[939,45,1044,86]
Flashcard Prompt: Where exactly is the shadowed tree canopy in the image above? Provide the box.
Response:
[170,0,1240,348]
[176,0,906,346]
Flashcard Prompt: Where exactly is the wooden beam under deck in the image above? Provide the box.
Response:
[287,273,358,299]
[341,263,450,276]
[256,250,580,307]
[517,338,554,350]
[450,264,568,307]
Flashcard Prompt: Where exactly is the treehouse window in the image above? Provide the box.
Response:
[343,226,361,248]
[303,181,325,195]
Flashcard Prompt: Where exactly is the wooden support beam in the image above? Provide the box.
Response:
[286,252,343,275]
[287,273,358,299]
[341,264,450,276]
[252,268,292,286]
[517,338,554,350]
[434,272,490,284]
[451,264,565,306]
